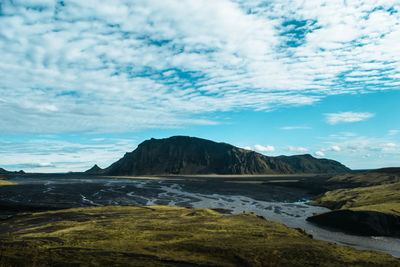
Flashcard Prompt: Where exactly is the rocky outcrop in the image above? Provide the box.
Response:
[307,209,400,237]
[101,136,350,175]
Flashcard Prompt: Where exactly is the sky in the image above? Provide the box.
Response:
[0,0,399,172]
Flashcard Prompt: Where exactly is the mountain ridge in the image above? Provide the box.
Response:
[0,168,24,175]
[92,136,350,175]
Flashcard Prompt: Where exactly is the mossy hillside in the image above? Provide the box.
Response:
[0,206,398,266]
[309,182,400,215]
[329,168,400,187]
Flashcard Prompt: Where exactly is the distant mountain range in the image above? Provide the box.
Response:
[87,136,350,175]
[0,168,24,175]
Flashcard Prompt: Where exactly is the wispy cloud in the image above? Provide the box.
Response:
[0,1,399,134]
[280,126,311,130]
[324,112,375,125]
[315,135,400,168]
[315,151,325,157]
[254,144,275,153]
[330,145,341,152]
[321,137,400,155]
[288,146,309,153]
[0,137,139,172]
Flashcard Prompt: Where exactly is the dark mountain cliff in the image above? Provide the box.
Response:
[276,154,352,174]
[101,136,350,175]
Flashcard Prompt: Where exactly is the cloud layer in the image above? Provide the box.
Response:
[254,144,275,153]
[0,136,139,172]
[325,112,375,124]
[1,0,399,134]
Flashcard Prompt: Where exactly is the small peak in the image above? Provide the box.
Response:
[85,164,103,174]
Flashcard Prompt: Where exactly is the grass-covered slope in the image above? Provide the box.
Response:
[0,206,398,266]
[309,182,400,213]
[308,183,400,236]
[0,180,17,186]
[0,177,17,186]
[329,168,400,187]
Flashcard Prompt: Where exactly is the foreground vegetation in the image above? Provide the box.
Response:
[0,206,398,266]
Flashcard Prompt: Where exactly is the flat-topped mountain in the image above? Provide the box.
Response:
[98,136,350,175]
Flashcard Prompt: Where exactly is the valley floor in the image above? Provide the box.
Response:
[0,173,399,263]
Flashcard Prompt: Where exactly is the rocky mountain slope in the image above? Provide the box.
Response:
[97,136,350,175]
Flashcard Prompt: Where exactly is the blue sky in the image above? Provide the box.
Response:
[0,0,399,172]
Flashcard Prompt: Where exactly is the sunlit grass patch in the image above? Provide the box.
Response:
[0,205,398,266]
[309,182,400,215]
[0,179,17,186]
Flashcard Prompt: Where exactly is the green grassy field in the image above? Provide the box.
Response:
[309,182,400,216]
[329,168,400,187]
[0,205,398,266]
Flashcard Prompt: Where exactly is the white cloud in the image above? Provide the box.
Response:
[385,143,397,147]
[254,144,275,153]
[388,130,399,136]
[382,142,398,152]
[1,1,400,172]
[0,1,399,134]
[315,151,325,157]
[322,137,400,156]
[0,137,139,172]
[242,146,252,150]
[324,112,375,125]
[315,136,400,168]
[288,146,309,153]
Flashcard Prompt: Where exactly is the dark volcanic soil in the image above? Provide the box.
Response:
[0,173,323,216]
